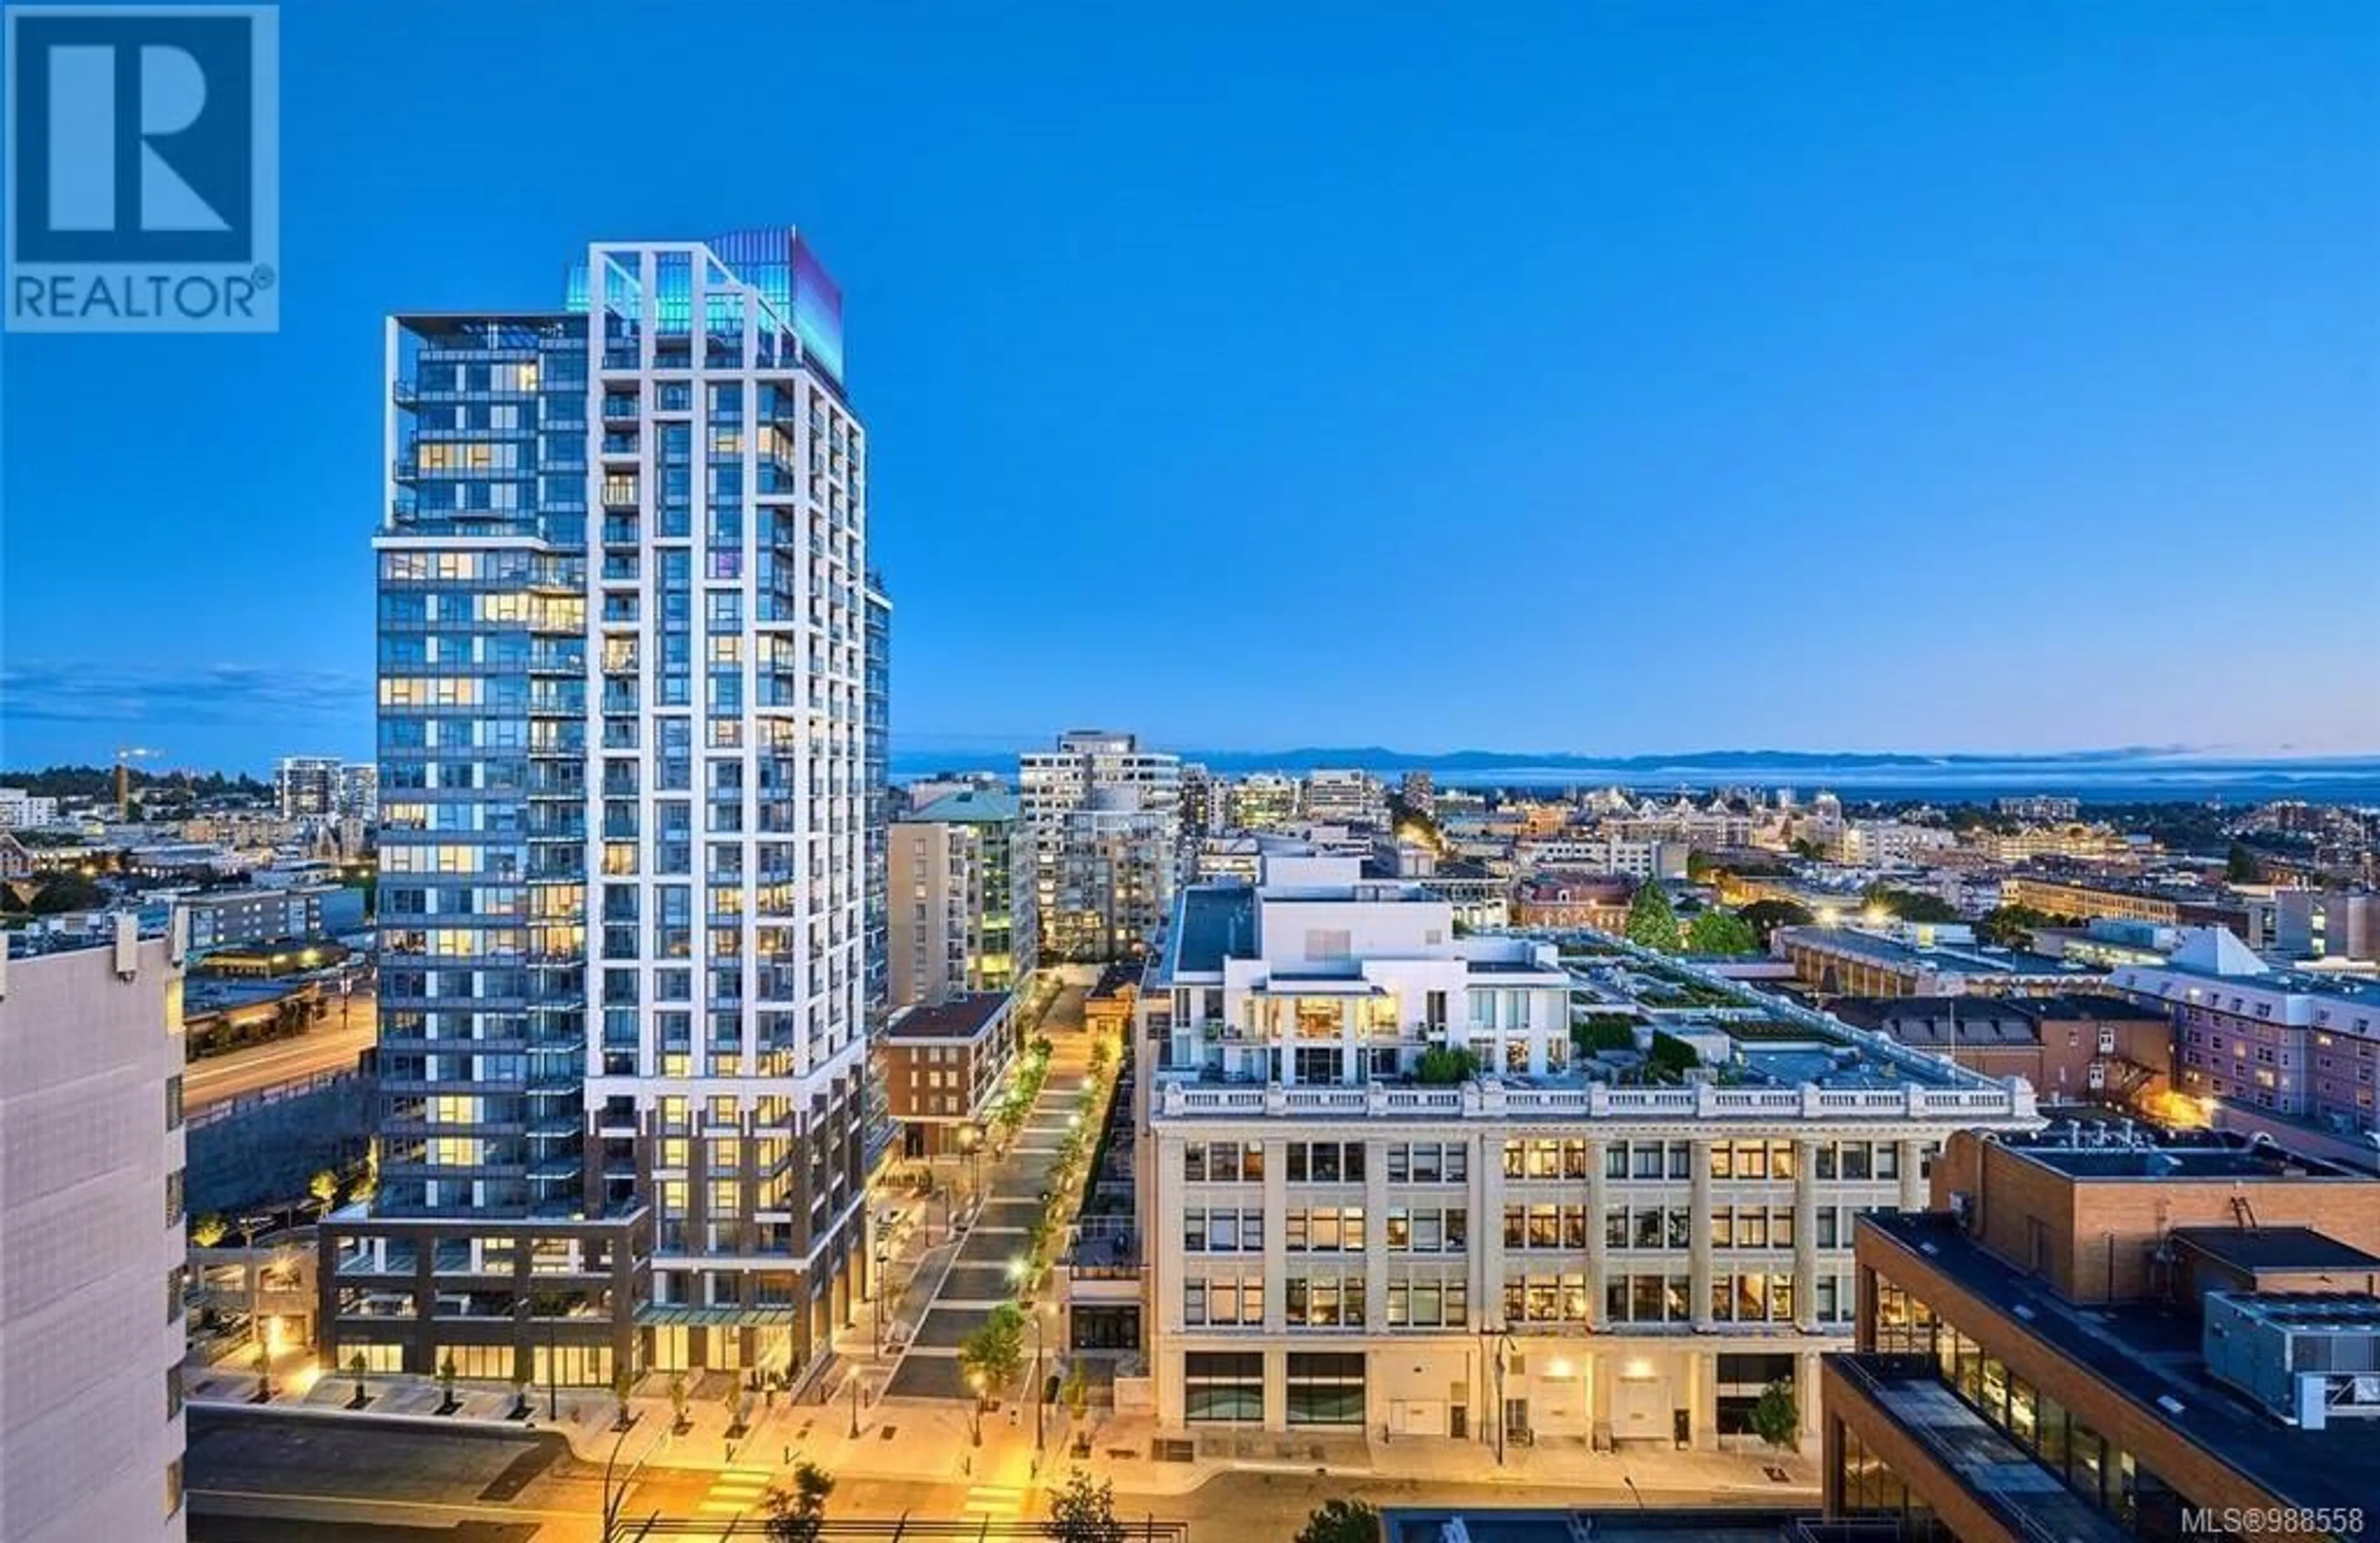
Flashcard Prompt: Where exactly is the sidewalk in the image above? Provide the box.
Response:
[1068,1416,1821,1500]
[187,1364,1817,1521]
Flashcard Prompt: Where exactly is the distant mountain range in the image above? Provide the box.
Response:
[889,744,2380,802]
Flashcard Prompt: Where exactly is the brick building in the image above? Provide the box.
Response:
[1823,1125,2380,1543]
[881,993,1016,1158]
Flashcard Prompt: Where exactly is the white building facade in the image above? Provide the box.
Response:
[1515,835,1686,881]
[1020,730,1181,962]
[0,788,62,827]
[1134,858,2037,1449]
[0,920,190,1543]
[326,231,868,1388]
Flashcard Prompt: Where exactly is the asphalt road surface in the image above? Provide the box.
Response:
[186,1018,377,1110]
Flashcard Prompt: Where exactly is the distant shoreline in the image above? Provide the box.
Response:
[890,750,2380,805]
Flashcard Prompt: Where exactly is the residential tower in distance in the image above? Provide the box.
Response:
[1020,729,1181,962]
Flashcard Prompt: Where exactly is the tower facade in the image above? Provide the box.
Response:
[327,232,869,1388]
[1019,730,1181,962]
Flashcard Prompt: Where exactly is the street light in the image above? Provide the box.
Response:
[871,1244,891,1354]
[599,1417,646,1543]
[1477,1322,1516,1466]
[1031,1307,1046,1457]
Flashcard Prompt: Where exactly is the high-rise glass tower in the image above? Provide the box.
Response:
[324,232,870,1391]
[862,576,893,1161]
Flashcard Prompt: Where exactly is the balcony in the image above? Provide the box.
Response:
[1150,1070,2032,1124]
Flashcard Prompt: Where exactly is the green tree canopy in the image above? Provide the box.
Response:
[1750,1379,1799,1449]
[1624,881,1683,952]
[1684,909,1761,956]
[1737,899,1815,943]
[1296,1498,1385,1543]
[2226,842,2265,884]
[1046,1469,1126,1543]
[26,872,104,914]
[1976,903,2058,949]
[764,1462,835,1543]
[1572,1014,1642,1054]
[1413,1045,1481,1086]
[1862,885,1960,924]
[958,1303,1028,1396]
[1646,1030,1699,1081]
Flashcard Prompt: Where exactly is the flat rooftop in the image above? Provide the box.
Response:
[1997,1126,2366,1181]
[1161,885,1256,978]
[1783,926,2092,979]
[2169,1226,2380,1276]
[885,992,1008,1042]
[1864,1210,2380,1513]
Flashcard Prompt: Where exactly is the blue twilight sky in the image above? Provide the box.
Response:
[4,0,2377,774]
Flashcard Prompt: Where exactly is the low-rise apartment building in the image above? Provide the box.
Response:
[177,886,328,954]
[0,920,190,1543]
[0,786,63,827]
[1823,1126,2380,1543]
[2004,871,2252,936]
[1774,924,2104,999]
[2110,928,2380,1139]
[1302,770,1390,830]
[1515,836,1686,881]
[1129,855,2038,1451]
[1510,873,1636,933]
[1830,993,2174,1107]
[1832,819,1954,867]
[881,993,1016,1158]
[1970,824,2125,863]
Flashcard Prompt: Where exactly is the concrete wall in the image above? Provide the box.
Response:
[186,1076,374,1220]
[0,937,188,1543]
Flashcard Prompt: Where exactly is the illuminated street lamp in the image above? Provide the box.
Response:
[1031,1306,1047,1456]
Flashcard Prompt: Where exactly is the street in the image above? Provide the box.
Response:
[884,983,1091,1401]
[187,1015,377,1112]
[185,1407,1799,1542]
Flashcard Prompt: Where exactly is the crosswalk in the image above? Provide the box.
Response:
[961,1482,1029,1525]
[694,1464,776,1532]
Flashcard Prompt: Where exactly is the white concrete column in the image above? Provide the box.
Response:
[1690,1139,1714,1331]
[1793,1138,1820,1332]
[1691,1347,1717,1449]
[1479,1132,1507,1329]
[1898,1138,1926,1211]
[1585,1136,1609,1327]
[1364,1136,1388,1337]
[1263,1137,1287,1334]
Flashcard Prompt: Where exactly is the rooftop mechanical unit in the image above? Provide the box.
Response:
[2203,1291,2380,1430]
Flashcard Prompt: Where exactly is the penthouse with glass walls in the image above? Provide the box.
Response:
[323,232,870,1395]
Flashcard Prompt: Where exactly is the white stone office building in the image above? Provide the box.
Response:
[1020,730,1181,962]
[0,920,190,1543]
[1301,768,1388,830]
[1132,855,2038,1449]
